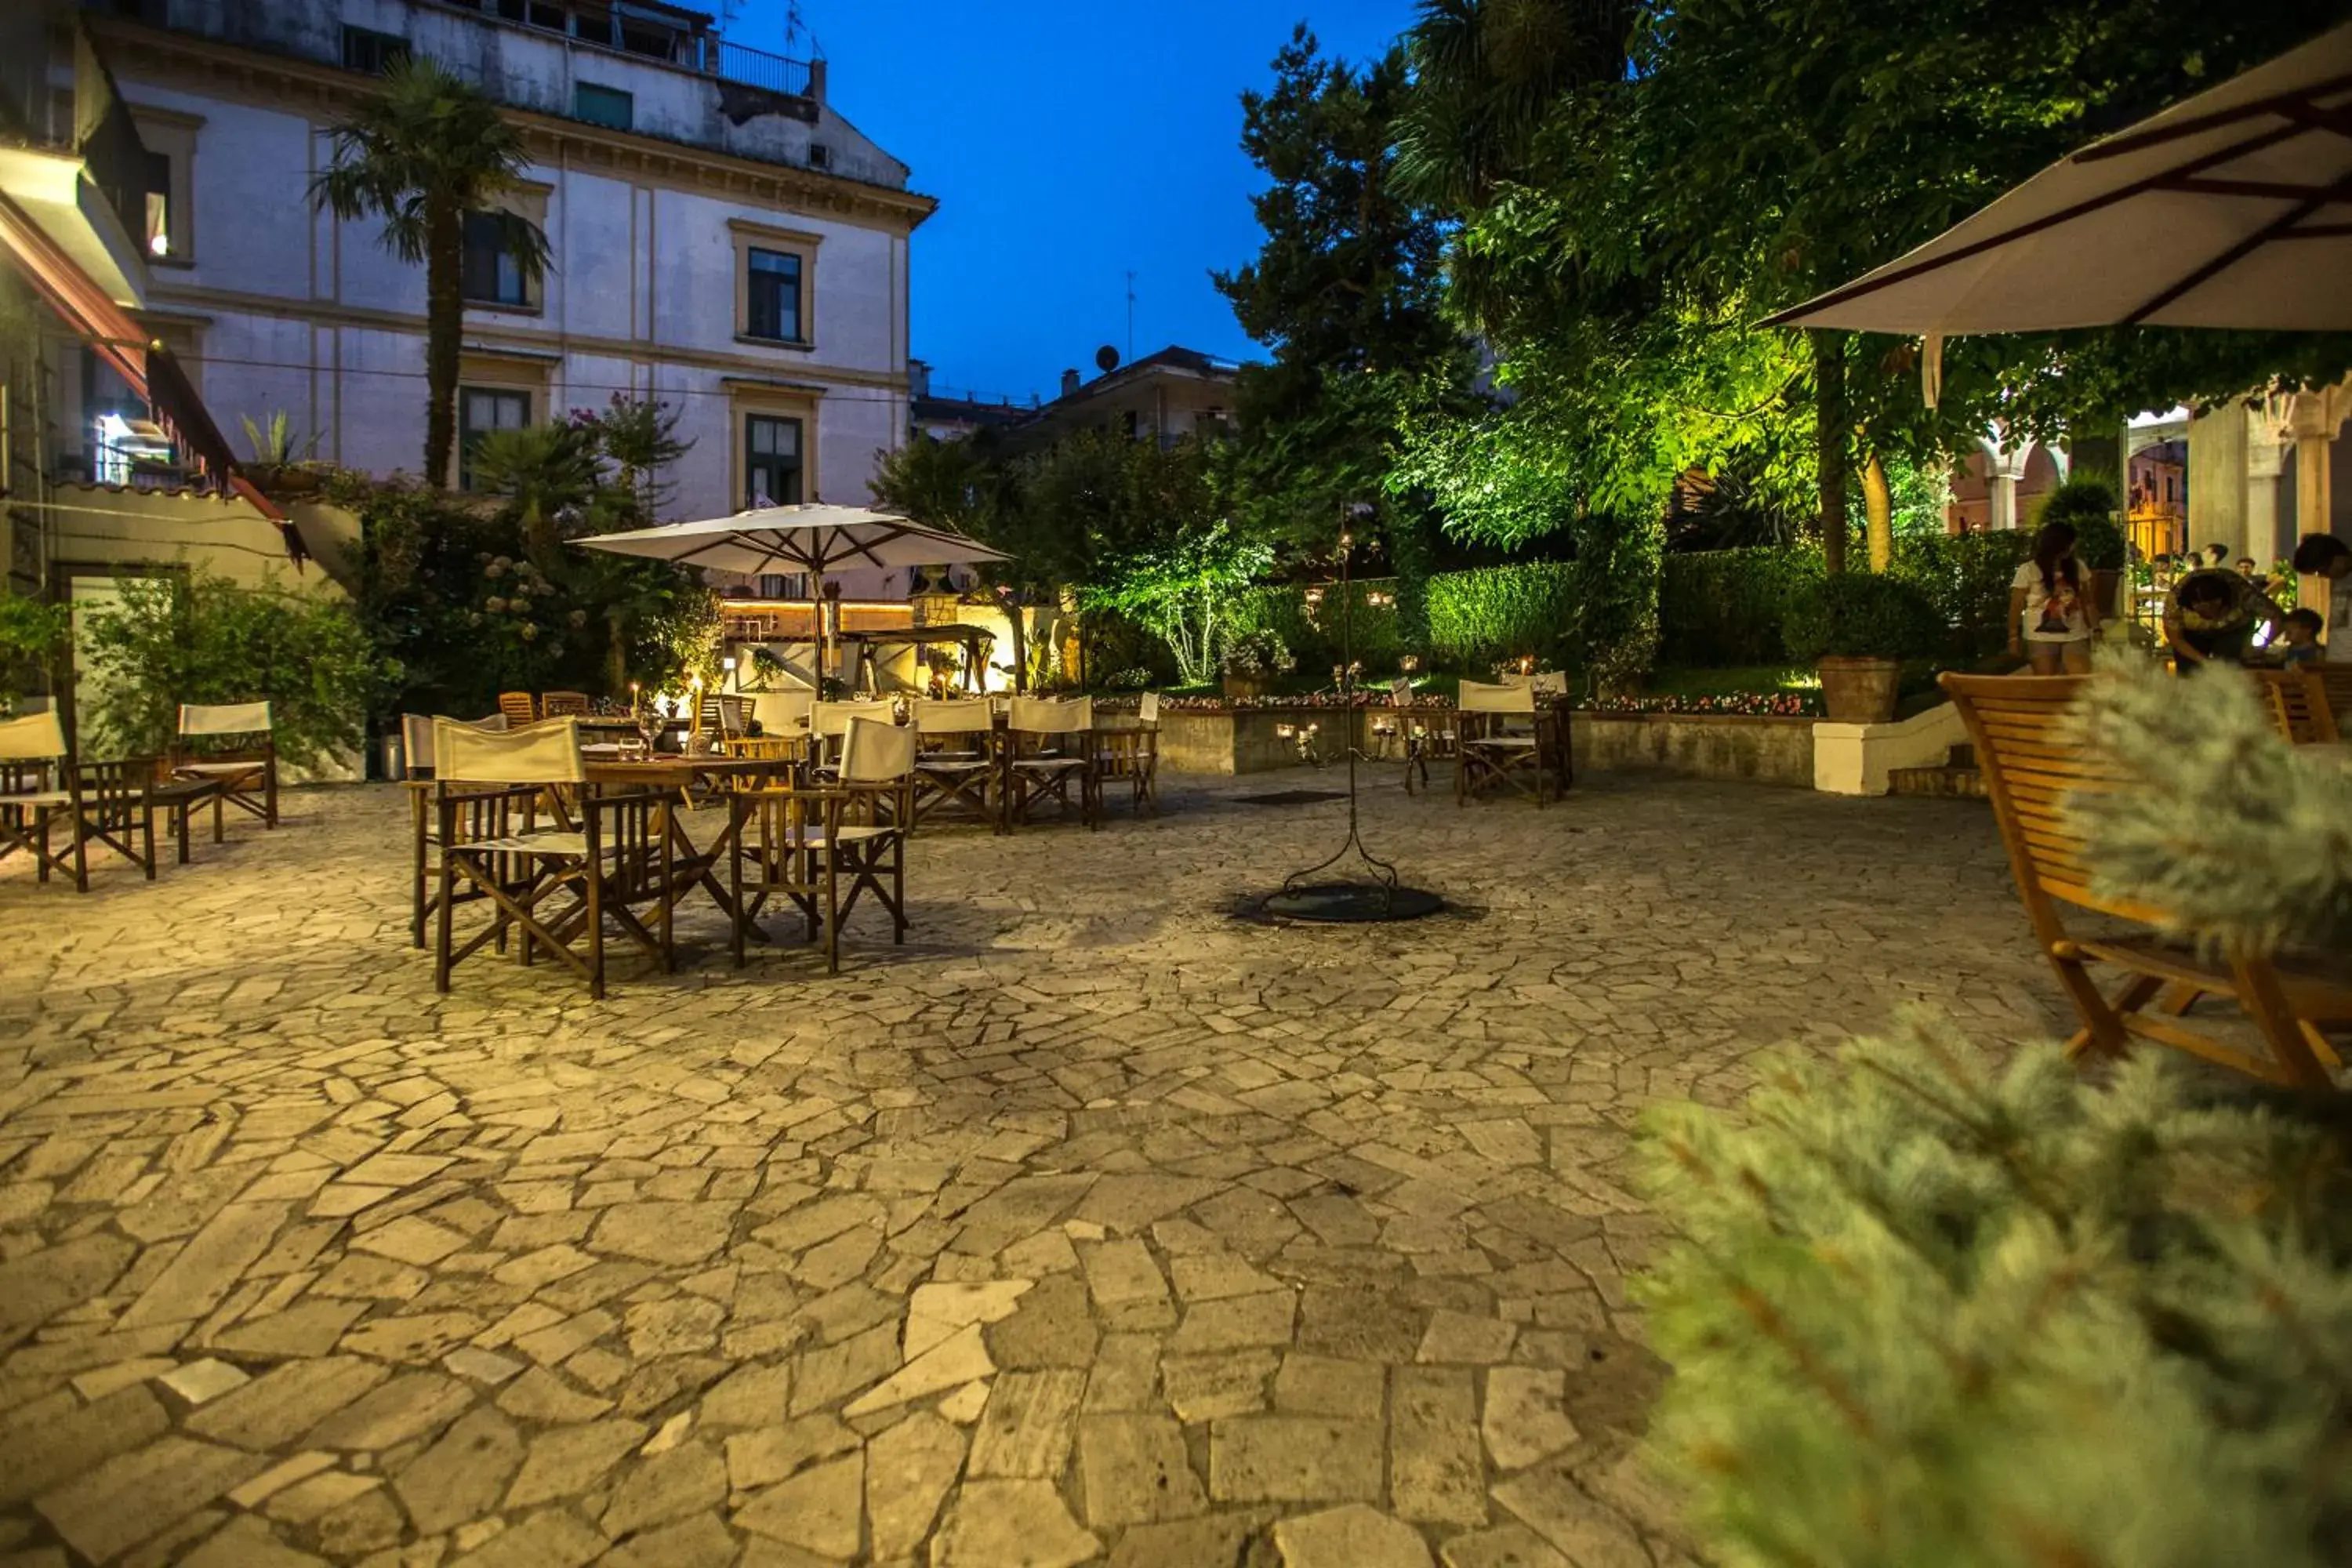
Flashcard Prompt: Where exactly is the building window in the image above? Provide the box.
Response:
[744,416,804,508]
[342,26,411,74]
[461,212,532,307]
[142,150,172,257]
[757,572,809,599]
[745,249,804,343]
[574,83,633,130]
[459,386,530,489]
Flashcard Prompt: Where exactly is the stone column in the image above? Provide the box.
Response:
[1980,433,2034,531]
[2187,402,2249,560]
[2245,415,2289,565]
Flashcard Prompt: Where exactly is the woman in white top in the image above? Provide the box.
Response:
[2007,521,2100,674]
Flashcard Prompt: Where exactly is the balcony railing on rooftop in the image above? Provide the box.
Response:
[715,39,811,98]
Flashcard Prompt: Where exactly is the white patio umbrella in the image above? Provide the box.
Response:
[577,503,1009,578]
[577,503,1009,687]
[1766,20,2352,337]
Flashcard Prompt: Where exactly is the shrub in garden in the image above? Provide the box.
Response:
[1219,629,1295,678]
[1781,572,1946,662]
[1641,656,2352,1568]
[0,592,71,712]
[1639,1018,2352,1568]
[76,568,391,770]
[2033,473,2127,569]
[1426,561,1581,672]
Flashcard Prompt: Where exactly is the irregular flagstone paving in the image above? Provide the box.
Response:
[0,773,2063,1567]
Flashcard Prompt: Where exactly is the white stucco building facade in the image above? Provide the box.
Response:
[64,0,931,521]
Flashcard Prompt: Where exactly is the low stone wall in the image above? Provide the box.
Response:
[1158,707,1349,774]
[1157,706,1816,786]
[1570,711,1815,787]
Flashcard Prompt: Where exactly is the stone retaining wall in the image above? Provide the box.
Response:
[1156,706,1816,786]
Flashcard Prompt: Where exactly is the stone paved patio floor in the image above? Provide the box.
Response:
[0,772,2064,1567]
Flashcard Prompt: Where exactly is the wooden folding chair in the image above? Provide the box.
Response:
[11,757,163,893]
[731,717,910,972]
[912,697,996,828]
[1943,672,2350,1090]
[2252,667,2340,744]
[1093,692,1160,815]
[1003,696,1098,832]
[402,711,510,947]
[432,718,673,1000]
[498,691,540,728]
[2318,666,2352,735]
[1455,680,1558,806]
[172,702,278,830]
[0,711,68,874]
[809,699,895,781]
[540,691,592,718]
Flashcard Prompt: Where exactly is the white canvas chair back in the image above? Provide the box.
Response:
[1389,677,1414,708]
[1138,691,1160,725]
[913,698,994,735]
[402,712,507,774]
[434,717,585,785]
[179,701,272,738]
[0,710,67,762]
[751,690,814,735]
[812,699,893,739]
[1009,696,1091,735]
[1460,679,1536,715]
[840,716,918,782]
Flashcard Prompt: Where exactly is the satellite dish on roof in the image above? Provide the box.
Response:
[1094,345,1121,373]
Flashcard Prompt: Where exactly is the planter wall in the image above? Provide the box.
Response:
[1157,706,1814,787]
[1568,712,1816,788]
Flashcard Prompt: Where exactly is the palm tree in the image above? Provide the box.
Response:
[312,57,548,489]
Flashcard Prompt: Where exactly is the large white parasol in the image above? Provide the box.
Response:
[576,503,1009,688]
[1766,21,2352,336]
[575,503,1010,577]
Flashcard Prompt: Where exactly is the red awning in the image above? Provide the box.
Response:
[0,187,305,565]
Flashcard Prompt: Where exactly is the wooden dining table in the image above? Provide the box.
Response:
[405,753,797,942]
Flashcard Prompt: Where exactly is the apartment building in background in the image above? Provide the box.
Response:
[67,0,931,518]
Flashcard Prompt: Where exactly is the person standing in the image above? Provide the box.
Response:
[2290,534,2350,661]
[2009,522,2100,674]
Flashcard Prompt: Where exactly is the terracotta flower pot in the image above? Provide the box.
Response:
[1817,655,1901,725]
[2090,568,2122,621]
[1221,673,1269,701]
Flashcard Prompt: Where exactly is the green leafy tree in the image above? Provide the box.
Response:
[1215,25,1481,644]
[312,57,548,490]
[1085,520,1272,686]
[467,422,599,564]
[0,593,71,713]
[76,569,390,770]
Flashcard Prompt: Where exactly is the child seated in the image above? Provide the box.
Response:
[2276,607,2324,667]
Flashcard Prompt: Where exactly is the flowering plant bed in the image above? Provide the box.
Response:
[1585,691,1822,718]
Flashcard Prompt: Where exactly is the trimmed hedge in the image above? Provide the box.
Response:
[1661,532,2034,666]
[1223,528,2031,682]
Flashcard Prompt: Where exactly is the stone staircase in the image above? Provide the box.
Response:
[1888,742,1986,799]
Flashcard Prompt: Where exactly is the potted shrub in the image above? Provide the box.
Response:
[2034,474,2128,619]
[1219,630,1293,700]
[1783,573,1944,724]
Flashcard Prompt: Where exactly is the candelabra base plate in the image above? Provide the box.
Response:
[1261,882,1444,924]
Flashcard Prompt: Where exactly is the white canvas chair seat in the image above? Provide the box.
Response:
[468,830,622,858]
[772,824,895,849]
[0,787,71,807]
[175,758,268,776]
[1465,735,1541,749]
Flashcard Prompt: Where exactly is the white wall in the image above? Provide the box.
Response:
[107,10,916,522]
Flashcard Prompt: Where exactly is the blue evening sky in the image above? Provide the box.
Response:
[735,2,1424,405]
